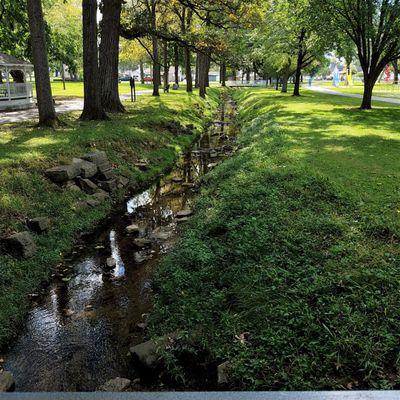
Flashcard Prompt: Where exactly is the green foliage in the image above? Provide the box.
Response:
[149,88,400,389]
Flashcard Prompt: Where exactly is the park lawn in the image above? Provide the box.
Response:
[0,89,219,348]
[32,80,152,99]
[149,88,400,390]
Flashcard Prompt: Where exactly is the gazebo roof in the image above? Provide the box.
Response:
[0,53,33,69]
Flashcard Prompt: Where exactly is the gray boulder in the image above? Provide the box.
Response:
[27,217,50,234]
[72,158,97,179]
[82,151,112,173]
[97,179,117,193]
[125,224,140,234]
[86,199,100,207]
[92,190,110,202]
[97,377,131,392]
[132,238,152,250]
[78,178,98,194]
[0,371,15,392]
[106,257,116,268]
[45,165,78,183]
[176,209,193,218]
[129,340,158,369]
[217,361,231,385]
[2,231,36,258]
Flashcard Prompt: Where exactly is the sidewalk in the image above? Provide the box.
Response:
[307,85,400,105]
[0,91,152,124]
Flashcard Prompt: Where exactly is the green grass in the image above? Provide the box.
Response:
[314,80,400,99]
[31,80,152,99]
[0,89,219,348]
[148,88,400,390]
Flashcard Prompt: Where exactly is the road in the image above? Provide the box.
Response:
[0,91,152,124]
[307,85,400,105]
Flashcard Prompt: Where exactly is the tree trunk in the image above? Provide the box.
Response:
[275,76,279,90]
[393,60,399,84]
[184,46,192,92]
[361,76,375,110]
[26,0,57,127]
[163,40,169,89]
[194,52,199,88]
[293,63,302,96]
[205,54,210,87]
[81,0,107,120]
[198,51,207,98]
[99,0,124,113]
[246,69,250,82]
[140,60,145,84]
[174,44,179,85]
[281,75,289,93]
[152,35,160,96]
[221,61,226,87]
[61,63,66,90]
[232,69,237,81]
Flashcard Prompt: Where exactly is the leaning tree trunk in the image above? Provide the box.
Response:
[26,0,57,127]
[221,61,226,87]
[140,60,145,84]
[184,46,192,92]
[81,0,107,120]
[99,0,125,113]
[152,35,160,96]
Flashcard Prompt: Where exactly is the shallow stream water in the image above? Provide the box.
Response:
[2,95,237,392]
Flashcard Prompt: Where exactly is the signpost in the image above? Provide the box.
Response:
[130,77,136,102]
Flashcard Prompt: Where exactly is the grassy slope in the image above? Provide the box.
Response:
[0,89,218,348]
[149,88,400,390]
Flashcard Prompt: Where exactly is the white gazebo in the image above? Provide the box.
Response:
[0,53,34,111]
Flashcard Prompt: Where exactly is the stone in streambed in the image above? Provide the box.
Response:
[2,231,36,258]
[217,361,231,385]
[176,209,193,218]
[129,340,158,369]
[97,179,118,193]
[125,224,140,234]
[172,177,183,183]
[106,257,116,268]
[0,371,15,392]
[27,217,50,233]
[132,238,152,250]
[97,377,131,392]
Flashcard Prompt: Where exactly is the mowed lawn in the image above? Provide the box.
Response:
[149,88,400,390]
[31,80,152,99]
[257,88,400,233]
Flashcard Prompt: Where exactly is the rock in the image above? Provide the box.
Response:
[66,182,81,192]
[72,158,98,179]
[73,201,87,211]
[125,224,140,234]
[0,371,15,392]
[132,238,152,250]
[129,340,158,369]
[82,151,111,173]
[97,179,118,193]
[176,209,193,218]
[45,165,78,183]
[92,190,110,202]
[106,257,116,268]
[172,83,179,90]
[78,178,98,194]
[217,361,231,385]
[150,226,174,241]
[98,169,116,181]
[176,217,189,224]
[172,177,183,183]
[134,162,149,171]
[86,199,100,207]
[136,322,147,330]
[119,176,130,187]
[208,162,219,169]
[182,182,196,188]
[97,377,131,392]
[209,150,218,158]
[2,231,36,258]
[27,217,50,233]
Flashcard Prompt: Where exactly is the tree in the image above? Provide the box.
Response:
[26,0,58,127]
[81,0,107,120]
[99,0,125,113]
[319,0,400,109]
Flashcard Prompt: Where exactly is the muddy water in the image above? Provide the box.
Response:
[2,96,237,392]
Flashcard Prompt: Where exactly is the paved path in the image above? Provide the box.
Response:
[0,91,152,124]
[307,85,400,105]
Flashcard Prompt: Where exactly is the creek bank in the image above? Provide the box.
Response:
[1,92,237,392]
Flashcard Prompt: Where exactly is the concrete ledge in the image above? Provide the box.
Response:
[1,392,400,400]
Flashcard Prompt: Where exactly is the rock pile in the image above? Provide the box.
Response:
[45,150,129,196]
